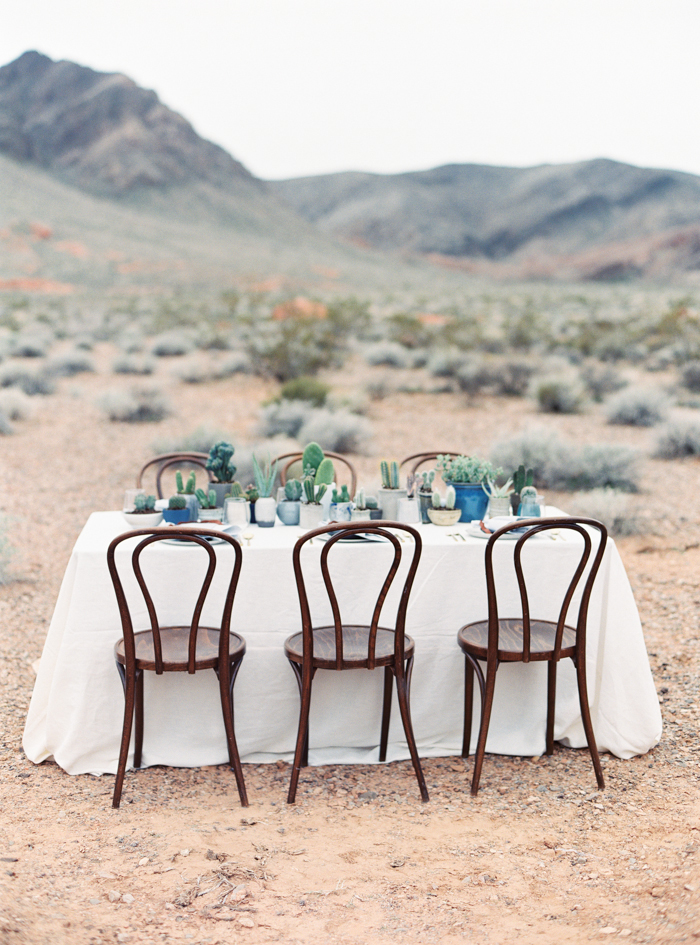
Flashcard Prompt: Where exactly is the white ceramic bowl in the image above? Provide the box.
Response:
[122,511,164,529]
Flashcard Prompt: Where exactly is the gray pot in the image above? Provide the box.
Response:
[418,492,433,524]
[209,481,233,507]
[377,487,407,521]
[277,500,300,525]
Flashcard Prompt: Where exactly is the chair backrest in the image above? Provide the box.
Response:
[484,517,608,663]
[292,521,422,670]
[107,528,243,675]
[399,452,460,475]
[136,452,214,499]
[275,452,357,495]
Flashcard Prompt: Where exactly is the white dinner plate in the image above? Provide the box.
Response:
[160,523,241,546]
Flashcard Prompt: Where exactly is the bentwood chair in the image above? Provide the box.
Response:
[458,517,607,796]
[274,452,357,495]
[399,452,460,476]
[284,521,428,804]
[107,528,247,808]
[136,452,214,499]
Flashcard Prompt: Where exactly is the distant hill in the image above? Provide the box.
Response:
[272,160,700,281]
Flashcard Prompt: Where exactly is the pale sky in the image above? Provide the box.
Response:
[1,0,699,181]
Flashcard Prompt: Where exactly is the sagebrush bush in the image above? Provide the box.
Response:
[493,357,536,397]
[100,387,171,423]
[0,515,14,583]
[606,387,668,427]
[580,363,628,402]
[246,310,351,381]
[47,351,95,377]
[279,376,330,407]
[0,410,13,435]
[491,429,640,492]
[532,374,585,414]
[455,357,496,397]
[11,331,52,358]
[0,389,32,420]
[566,489,642,536]
[152,426,232,455]
[112,355,156,376]
[680,360,700,393]
[297,408,372,453]
[151,330,195,357]
[654,420,700,458]
[211,351,251,378]
[364,341,414,369]
[0,363,55,395]
[427,348,464,378]
[173,357,212,384]
[258,401,310,438]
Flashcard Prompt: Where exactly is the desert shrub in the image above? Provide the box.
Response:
[0,363,55,395]
[532,374,585,414]
[0,515,15,583]
[455,356,497,397]
[11,331,52,358]
[493,357,536,397]
[245,307,353,381]
[47,351,95,377]
[211,351,251,378]
[566,489,642,536]
[73,333,95,351]
[364,341,413,369]
[0,389,32,420]
[152,426,232,455]
[100,387,171,423]
[580,363,628,401]
[258,401,310,438]
[112,355,156,376]
[0,411,13,434]
[654,420,700,458]
[117,330,145,353]
[173,357,212,384]
[279,376,330,407]
[297,408,372,453]
[427,348,464,378]
[680,360,700,393]
[151,330,195,357]
[491,430,640,492]
[606,387,668,427]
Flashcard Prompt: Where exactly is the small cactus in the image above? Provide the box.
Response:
[520,485,537,502]
[134,494,156,512]
[206,441,236,483]
[314,457,335,486]
[353,488,366,510]
[302,441,324,475]
[445,485,456,510]
[227,481,244,498]
[431,490,442,509]
[176,470,197,495]
[512,464,534,494]
[380,460,401,489]
[418,469,435,493]
[365,495,378,510]
[285,478,303,501]
[332,484,350,503]
[303,476,316,504]
[168,495,187,510]
[245,486,259,503]
[195,487,217,509]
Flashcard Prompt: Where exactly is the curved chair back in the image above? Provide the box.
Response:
[399,452,460,476]
[292,521,422,671]
[275,451,357,495]
[484,517,608,664]
[136,452,213,499]
[107,528,243,675]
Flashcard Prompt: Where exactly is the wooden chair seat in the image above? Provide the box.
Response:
[285,625,415,671]
[115,627,246,673]
[458,619,576,663]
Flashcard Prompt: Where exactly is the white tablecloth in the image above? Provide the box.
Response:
[23,512,662,775]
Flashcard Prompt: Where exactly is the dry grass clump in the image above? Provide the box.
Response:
[46,350,95,377]
[532,372,586,414]
[297,408,372,453]
[211,351,251,378]
[150,329,195,357]
[0,515,14,582]
[579,362,628,401]
[0,362,56,396]
[605,387,669,427]
[99,386,171,423]
[0,388,33,420]
[11,329,53,358]
[112,354,156,375]
[654,419,700,458]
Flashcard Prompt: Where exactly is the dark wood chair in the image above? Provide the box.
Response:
[136,452,214,499]
[107,528,247,808]
[399,452,460,475]
[284,521,428,804]
[458,517,608,795]
[274,451,357,495]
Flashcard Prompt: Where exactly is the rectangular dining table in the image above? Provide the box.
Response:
[23,511,662,776]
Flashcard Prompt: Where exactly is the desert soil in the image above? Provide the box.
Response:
[1,346,699,945]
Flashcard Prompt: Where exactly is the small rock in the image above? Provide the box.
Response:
[108,890,121,902]
[600,928,617,934]
[88,898,101,905]
[180,849,190,857]
[620,931,632,938]
[685,884,696,892]
[237,917,255,928]
[359,791,377,801]
[650,887,664,898]
[138,857,149,866]
[121,893,135,904]
[390,857,406,868]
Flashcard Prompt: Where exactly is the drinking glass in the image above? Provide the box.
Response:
[225,497,250,526]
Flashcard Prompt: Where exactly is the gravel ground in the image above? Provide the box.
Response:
[0,350,699,944]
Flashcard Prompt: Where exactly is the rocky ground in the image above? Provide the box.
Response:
[0,349,699,944]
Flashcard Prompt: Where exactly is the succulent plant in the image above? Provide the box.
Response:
[364,495,378,510]
[332,484,351,503]
[134,494,156,512]
[445,485,456,510]
[303,476,327,504]
[175,470,196,495]
[512,464,534,494]
[437,454,502,484]
[206,441,237,483]
[226,481,244,498]
[245,486,259,504]
[418,469,435,493]
[484,477,514,498]
[431,489,442,509]
[251,454,278,497]
[284,478,303,501]
[168,495,187,510]
[302,441,324,475]
[353,488,366,510]
[380,460,400,489]
[195,487,218,509]
[520,485,538,502]
[314,457,335,486]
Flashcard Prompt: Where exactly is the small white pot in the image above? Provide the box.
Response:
[255,496,277,528]
[122,511,163,529]
[351,509,371,521]
[377,487,407,521]
[299,503,325,529]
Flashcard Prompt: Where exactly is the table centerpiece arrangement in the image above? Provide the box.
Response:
[435,454,502,523]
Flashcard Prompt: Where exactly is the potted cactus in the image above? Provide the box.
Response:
[518,485,541,517]
[427,486,461,526]
[351,488,371,522]
[252,454,278,527]
[436,454,502,523]
[299,476,327,529]
[417,469,436,523]
[196,487,223,522]
[277,477,303,525]
[175,469,199,522]
[123,493,163,528]
[484,478,514,518]
[162,494,191,525]
[378,460,407,521]
[205,441,237,507]
[329,484,352,522]
[244,485,259,524]
[510,464,534,515]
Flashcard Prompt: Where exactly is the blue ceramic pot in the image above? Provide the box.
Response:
[447,482,490,523]
[162,508,191,525]
[277,501,300,525]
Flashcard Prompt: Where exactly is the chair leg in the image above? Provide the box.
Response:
[113,662,135,809]
[288,663,314,804]
[379,666,393,762]
[546,660,557,756]
[573,656,605,790]
[217,658,249,808]
[288,659,311,768]
[133,670,144,769]
[470,659,498,796]
[462,657,474,757]
[394,657,429,802]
